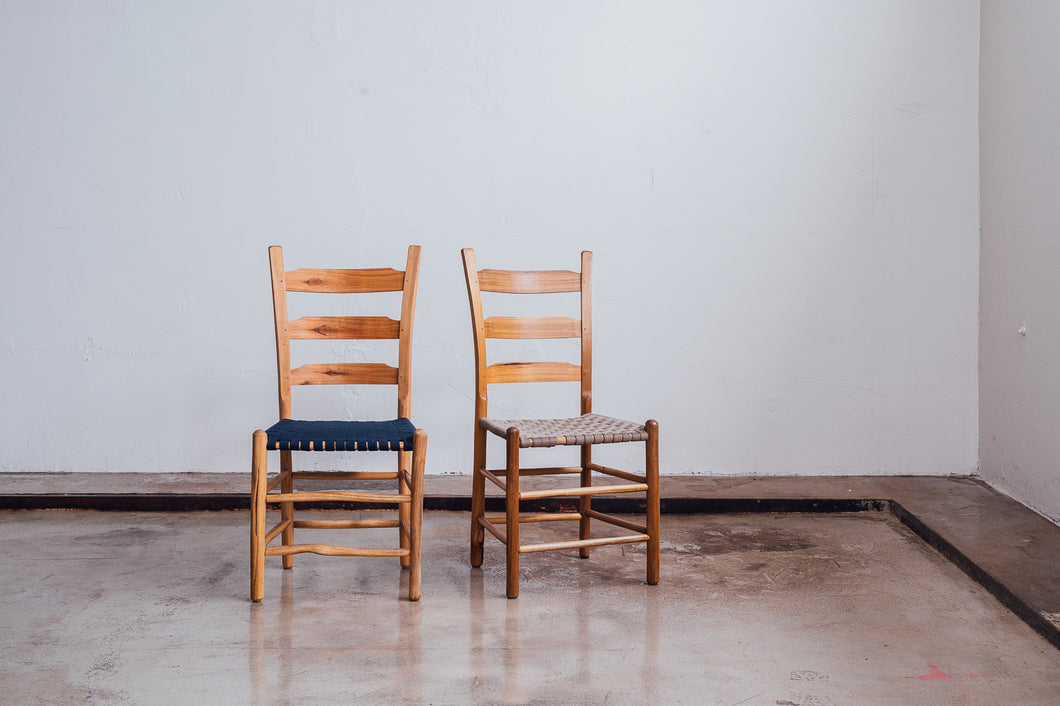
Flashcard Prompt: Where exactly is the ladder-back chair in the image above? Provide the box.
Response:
[251,245,427,602]
[462,248,660,598]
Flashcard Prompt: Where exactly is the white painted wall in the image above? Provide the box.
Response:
[980,1,1060,523]
[0,2,980,478]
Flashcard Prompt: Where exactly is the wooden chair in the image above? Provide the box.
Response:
[251,245,427,602]
[462,248,660,598]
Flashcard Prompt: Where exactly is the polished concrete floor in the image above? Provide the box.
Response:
[2,509,1058,704]
[6,473,1060,650]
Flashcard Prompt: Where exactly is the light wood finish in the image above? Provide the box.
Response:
[284,267,405,293]
[287,316,400,340]
[408,428,426,601]
[477,269,581,294]
[280,449,294,569]
[480,468,506,490]
[486,513,581,524]
[396,248,421,578]
[269,248,293,419]
[464,249,489,570]
[586,510,648,534]
[516,483,649,501]
[294,519,400,529]
[250,430,267,602]
[579,252,594,558]
[585,462,648,484]
[461,247,661,598]
[289,363,399,386]
[519,534,649,554]
[265,544,408,558]
[264,519,292,546]
[505,427,520,599]
[265,491,412,504]
[646,419,660,585]
[483,316,580,339]
[488,466,583,476]
[485,362,581,384]
[479,516,506,543]
[250,245,427,603]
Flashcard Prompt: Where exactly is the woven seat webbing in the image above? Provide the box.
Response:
[265,418,417,451]
[479,413,648,448]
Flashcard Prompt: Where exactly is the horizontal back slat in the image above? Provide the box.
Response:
[285,268,405,293]
[290,363,399,385]
[484,316,580,339]
[486,361,581,384]
[477,269,581,294]
[287,316,400,340]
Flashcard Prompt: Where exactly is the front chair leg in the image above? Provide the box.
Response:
[505,427,521,599]
[250,430,268,602]
[408,430,427,601]
[645,419,660,586]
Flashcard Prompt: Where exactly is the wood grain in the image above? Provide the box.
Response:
[289,363,399,386]
[284,267,405,293]
[484,316,580,339]
[286,316,400,340]
[477,268,581,293]
[485,361,580,384]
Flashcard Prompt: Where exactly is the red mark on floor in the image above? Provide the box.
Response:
[918,664,952,681]
[916,665,989,682]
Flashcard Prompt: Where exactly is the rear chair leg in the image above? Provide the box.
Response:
[579,445,592,558]
[250,430,268,602]
[280,450,294,569]
[645,420,660,586]
[399,450,412,569]
[470,424,487,567]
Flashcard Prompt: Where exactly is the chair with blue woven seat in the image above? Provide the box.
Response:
[462,248,660,599]
[250,245,427,602]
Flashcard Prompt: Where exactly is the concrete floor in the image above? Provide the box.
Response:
[6,473,1060,649]
[2,509,1058,704]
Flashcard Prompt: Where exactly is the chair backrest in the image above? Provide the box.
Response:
[461,248,592,421]
[269,245,421,420]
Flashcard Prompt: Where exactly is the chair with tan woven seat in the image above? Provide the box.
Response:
[250,245,427,603]
[461,248,660,598]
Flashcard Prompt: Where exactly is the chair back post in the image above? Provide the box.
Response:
[397,245,422,419]
[461,248,490,421]
[463,248,591,417]
[580,250,592,415]
[268,246,293,420]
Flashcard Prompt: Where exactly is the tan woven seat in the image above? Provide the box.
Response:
[462,248,660,599]
[480,414,649,448]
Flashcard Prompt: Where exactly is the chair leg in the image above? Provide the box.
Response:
[470,424,487,568]
[408,430,427,601]
[505,427,520,599]
[398,449,412,569]
[250,430,268,602]
[645,420,660,586]
[280,450,294,570]
[579,444,592,558]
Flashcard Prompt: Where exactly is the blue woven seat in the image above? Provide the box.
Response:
[265,418,417,452]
